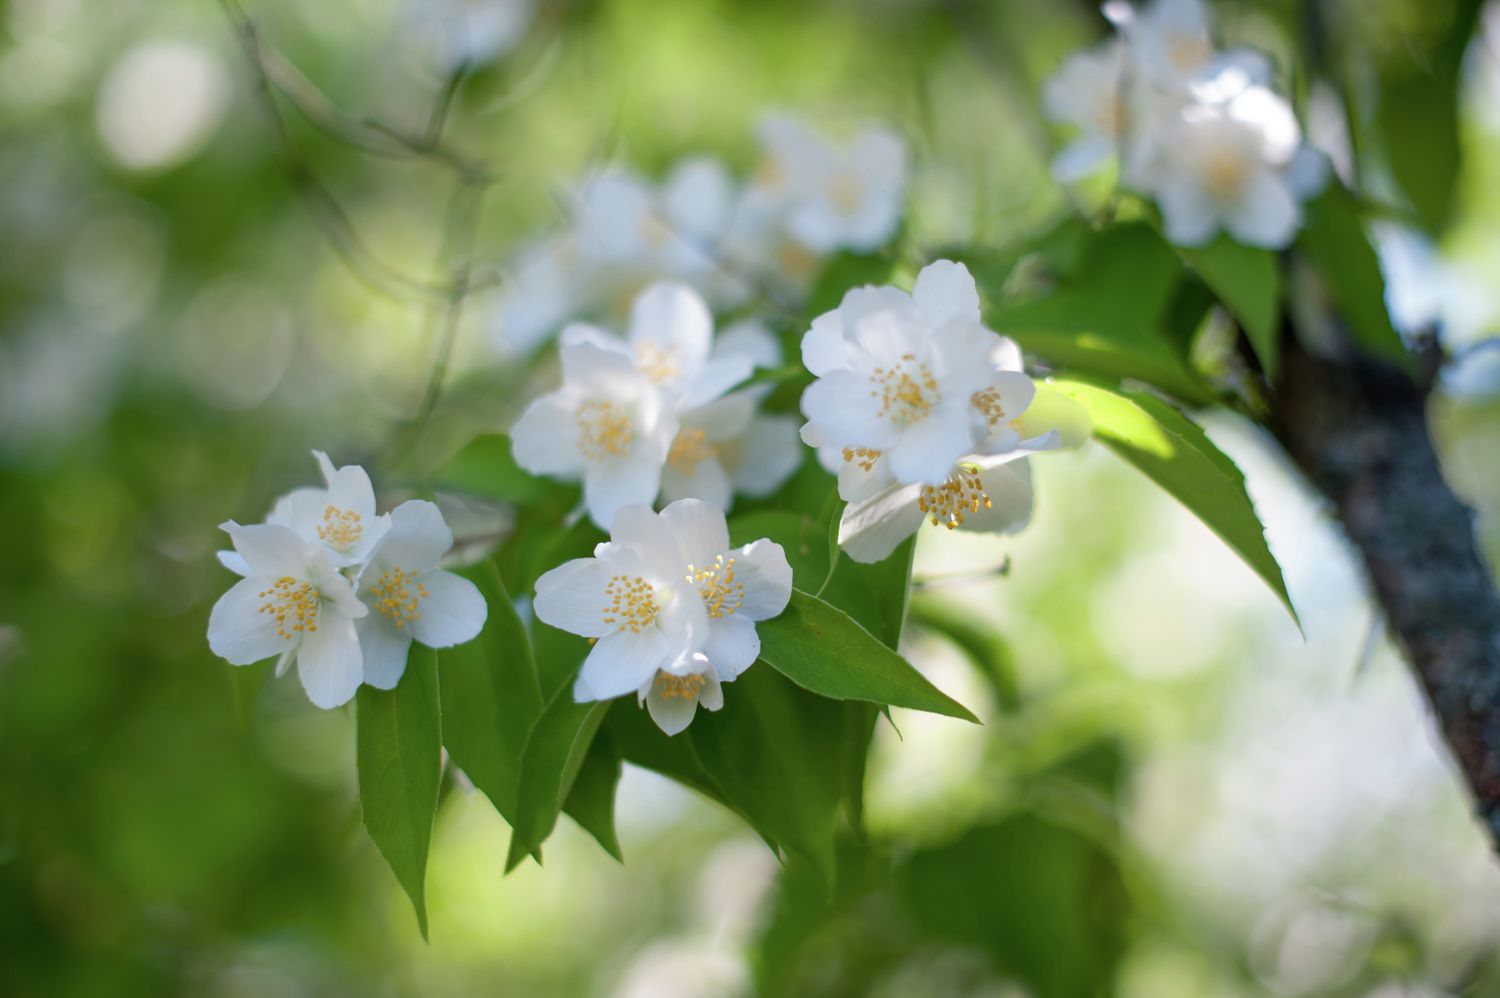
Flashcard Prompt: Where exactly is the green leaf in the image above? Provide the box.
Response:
[1178,236,1281,376]
[356,647,443,939]
[804,251,899,320]
[1051,378,1298,625]
[436,561,541,824]
[561,727,623,861]
[758,589,977,722]
[1297,183,1411,372]
[436,433,558,506]
[1372,0,1482,234]
[505,682,611,870]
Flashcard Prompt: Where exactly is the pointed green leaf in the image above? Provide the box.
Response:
[561,727,624,861]
[1051,378,1298,625]
[1178,236,1281,376]
[1297,183,1411,373]
[357,647,442,939]
[758,589,977,722]
[436,561,541,824]
[505,681,611,871]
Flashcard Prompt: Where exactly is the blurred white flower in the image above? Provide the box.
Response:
[1043,38,1128,182]
[532,500,792,734]
[411,0,534,70]
[1108,0,1214,86]
[257,451,393,570]
[354,500,487,690]
[208,522,368,709]
[511,334,677,530]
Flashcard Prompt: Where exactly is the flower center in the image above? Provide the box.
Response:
[1202,147,1252,200]
[1095,91,1124,138]
[668,428,717,475]
[317,505,363,550]
[577,400,634,460]
[842,446,882,471]
[369,566,427,629]
[687,554,743,619]
[634,340,679,383]
[970,387,1008,427]
[776,239,820,282]
[603,574,659,633]
[753,154,786,192]
[917,464,993,529]
[870,354,939,426]
[1167,34,1211,73]
[258,576,319,640]
[828,170,865,214]
[654,671,706,700]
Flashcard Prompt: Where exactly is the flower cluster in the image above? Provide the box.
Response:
[208,452,487,708]
[799,260,1087,563]
[492,114,907,354]
[533,499,793,735]
[510,281,802,530]
[1043,0,1326,248]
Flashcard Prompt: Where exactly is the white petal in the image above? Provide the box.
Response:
[208,576,294,665]
[685,393,757,442]
[705,615,761,681]
[727,416,803,499]
[660,455,734,511]
[801,370,893,450]
[511,393,587,476]
[962,457,1035,534]
[321,458,378,520]
[217,550,250,576]
[664,156,733,239]
[837,447,895,503]
[801,309,850,376]
[912,259,981,331]
[838,482,926,564]
[409,570,487,648]
[841,286,923,366]
[730,538,793,620]
[266,487,319,528]
[534,557,616,639]
[356,615,413,690]
[220,521,310,579]
[297,604,364,709]
[628,282,712,372]
[583,456,663,532]
[575,629,672,702]
[713,319,782,368]
[1225,170,1300,249]
[660,498,731,569]
[885,402,976,484]
[644,677,701,735]
[990,336,1024,373]
[1158,178,1222,247]
[677,355,753,411]
[371,500,453,574]
[559,338,647,396]
[1052,136,1117,184]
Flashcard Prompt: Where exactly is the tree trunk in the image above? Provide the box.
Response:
[1273,333,1500,843]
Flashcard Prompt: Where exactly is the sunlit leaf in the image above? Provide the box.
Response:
[356,647,442,939]
[1178,236,1281,376]
[759,590,977,721]
[505,683,611,870]
[1051,378,1298,625]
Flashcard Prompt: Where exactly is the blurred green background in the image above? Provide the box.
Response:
[5,0,1500,994]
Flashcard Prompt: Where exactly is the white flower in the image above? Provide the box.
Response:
[1108,0,1214,86]
[837,452,1039,564]
[511,334,678,530]
[354,500,488,690]
[799,260,1002,484]
[493,235,584,355]
[217,452,391,576]
[412,0,533,70]
[560,282,754,409]
[208,522,369,709]
[1043,38,1128,183]
[532,500,793,735]
[1140,65,1325,248]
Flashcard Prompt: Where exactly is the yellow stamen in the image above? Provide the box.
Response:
[668,427,717,475]
[369,566,428,629]
[602,575,659,634]
[870,353,939,426]
[686,554,743,619]
[316,505,363,550]
[577,400,634,461]
[258,576,319,641]
[916,463,993,530]
[841,447,882,472]
[634,340,679,383]
[970,387,1008,427]
[654,671,707,700]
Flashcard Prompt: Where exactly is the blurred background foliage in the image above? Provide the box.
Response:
[3,0,1500,994]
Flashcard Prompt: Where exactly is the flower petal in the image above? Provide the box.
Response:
[582,456,664,532]
[511,392,587,476]
[220,521,309,579]
[371,500,453,575]
[659,498,731,570]
[801,309,849,376]
[838,481,926,564]
[628,282,712,372]
[644,677,701,735]
[409,570,487,648]
[356,615,414,690]
[885,401,975,484]
[534,557,616,638]
[912,259,981,332]
[208,576,293,665]
[705,615,761,681]
[661,455,734,511]
[677,354,753,411]
[217,550,250,576]
[727,415,803,499]
[1225,170,1300,250]
[297,604,364,709]
[713,319,782,369]
[801,370,893,450]
[575,628,672,702]
[962,457,1035,534]
[731,538,793,620]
